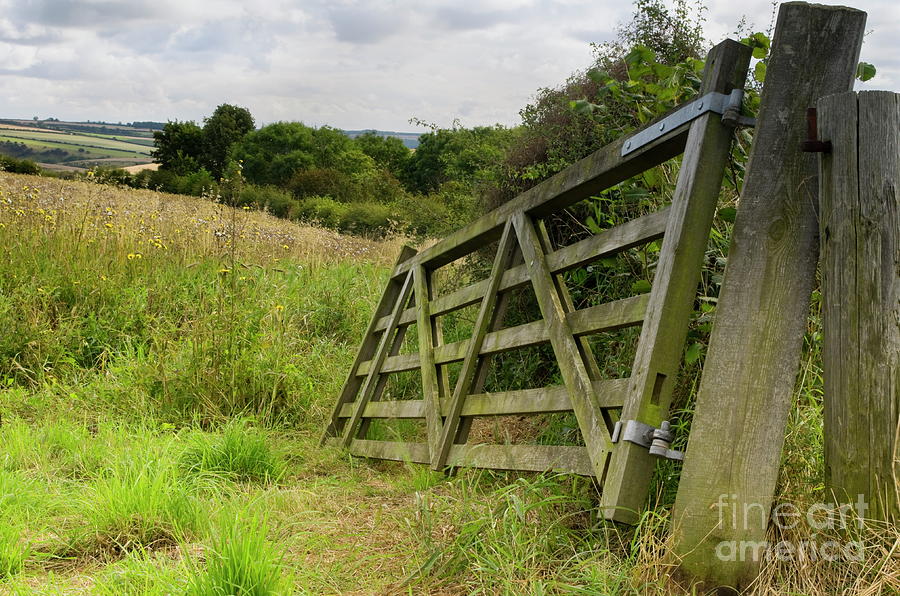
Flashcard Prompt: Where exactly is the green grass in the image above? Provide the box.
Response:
[186,510,291,595]
[180,420,285,483]
[0,171,895,594]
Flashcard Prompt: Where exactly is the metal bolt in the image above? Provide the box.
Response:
[659,122,666,131]
[625,141,631,150]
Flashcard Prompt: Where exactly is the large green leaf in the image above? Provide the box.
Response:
[856,62,876,82]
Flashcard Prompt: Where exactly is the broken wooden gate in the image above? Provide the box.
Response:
[322,39,752,523]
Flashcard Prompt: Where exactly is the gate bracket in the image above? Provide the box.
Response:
[621,89,756,156]
[611,419,685,461]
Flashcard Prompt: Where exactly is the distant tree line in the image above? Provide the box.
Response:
[106,103,514,238]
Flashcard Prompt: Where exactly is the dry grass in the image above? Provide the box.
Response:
[0,171,407,267]
[121,163,160,174]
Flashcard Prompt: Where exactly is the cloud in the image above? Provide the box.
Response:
[326,4,408,44]
[0,0,895,132]
[431,6,519,31]
[11,0,170,29]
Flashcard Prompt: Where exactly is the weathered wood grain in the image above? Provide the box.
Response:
[671,3,867,590]
[413,264,444,458]
[446,444,593,476]
[372,207,669,332]
[358,294,649,376]
[514,211,612,479]
[601,38,752,523]
[819,91,899,523]
[433,222,518,469]
[348,439,593,476]
[337,378,629,419]
[340,269,415,447]
[321,246,417,442]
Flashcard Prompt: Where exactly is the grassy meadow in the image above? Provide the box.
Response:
[0,171,896,594]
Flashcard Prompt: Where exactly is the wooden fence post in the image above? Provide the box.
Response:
[818,90,899,523]
[670,2,867,591]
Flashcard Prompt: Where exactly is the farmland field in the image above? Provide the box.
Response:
[0,171,895,594]
[0,120,156,170]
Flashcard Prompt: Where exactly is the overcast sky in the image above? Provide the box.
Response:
[0,0,896,133]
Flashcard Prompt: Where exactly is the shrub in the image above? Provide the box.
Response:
[340,202,396,237]
[0,155,41,175]
[175,169,218,197]
[237,185,298,219]
[392,193,452,238]
[293,196,348,228]
[89,167,134,186]
[287,167,353,202]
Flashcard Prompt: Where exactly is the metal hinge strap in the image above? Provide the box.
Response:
[621,89,756,156]
[611,419,684,461]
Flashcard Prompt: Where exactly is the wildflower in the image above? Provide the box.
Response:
[127,253,142,260]
[105,222,113,229]
[275,304,284,311]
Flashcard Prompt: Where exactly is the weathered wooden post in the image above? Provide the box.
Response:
[670,2,867,591]
[818,90,899,523]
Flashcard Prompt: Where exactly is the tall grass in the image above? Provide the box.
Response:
[187,510,290,595]
[180,419,284,483]
[75,457,202,558]
[1,171,895,594]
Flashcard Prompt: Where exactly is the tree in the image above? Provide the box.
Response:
[402,125,514,194]
[201,103,255,178]
[151,120,204,175]
[353,132,410,178]
[232,122,374,188]
[231,122,316,187]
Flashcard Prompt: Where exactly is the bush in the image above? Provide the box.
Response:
[175,169,217,197]
[392,193,452,238]
[237,185,298,219]
[0,155,41,175]
[340,202,396,237]
[293,196,348,228]
[89,167,134,186]
[287,167,353,202]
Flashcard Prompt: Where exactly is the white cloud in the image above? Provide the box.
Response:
[0,0,896,130]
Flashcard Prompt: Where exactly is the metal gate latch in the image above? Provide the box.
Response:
[611,419,684,461]
[621,89,756,156]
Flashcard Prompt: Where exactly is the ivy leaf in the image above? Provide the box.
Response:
[753,61,767,83]
[570,99,594,114]
[752,46,767,60]
[718,207,737,223]
[752,32,770,49]
[856,62,876,82]
[625,45,655,67]
[587,69,611,84]
[631,279,652,294]
[684,342,704,365]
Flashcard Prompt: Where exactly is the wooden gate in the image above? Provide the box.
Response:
[322,39,751,523]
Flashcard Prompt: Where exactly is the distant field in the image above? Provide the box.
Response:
[0,128,153,154]
[0,120,155,169]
